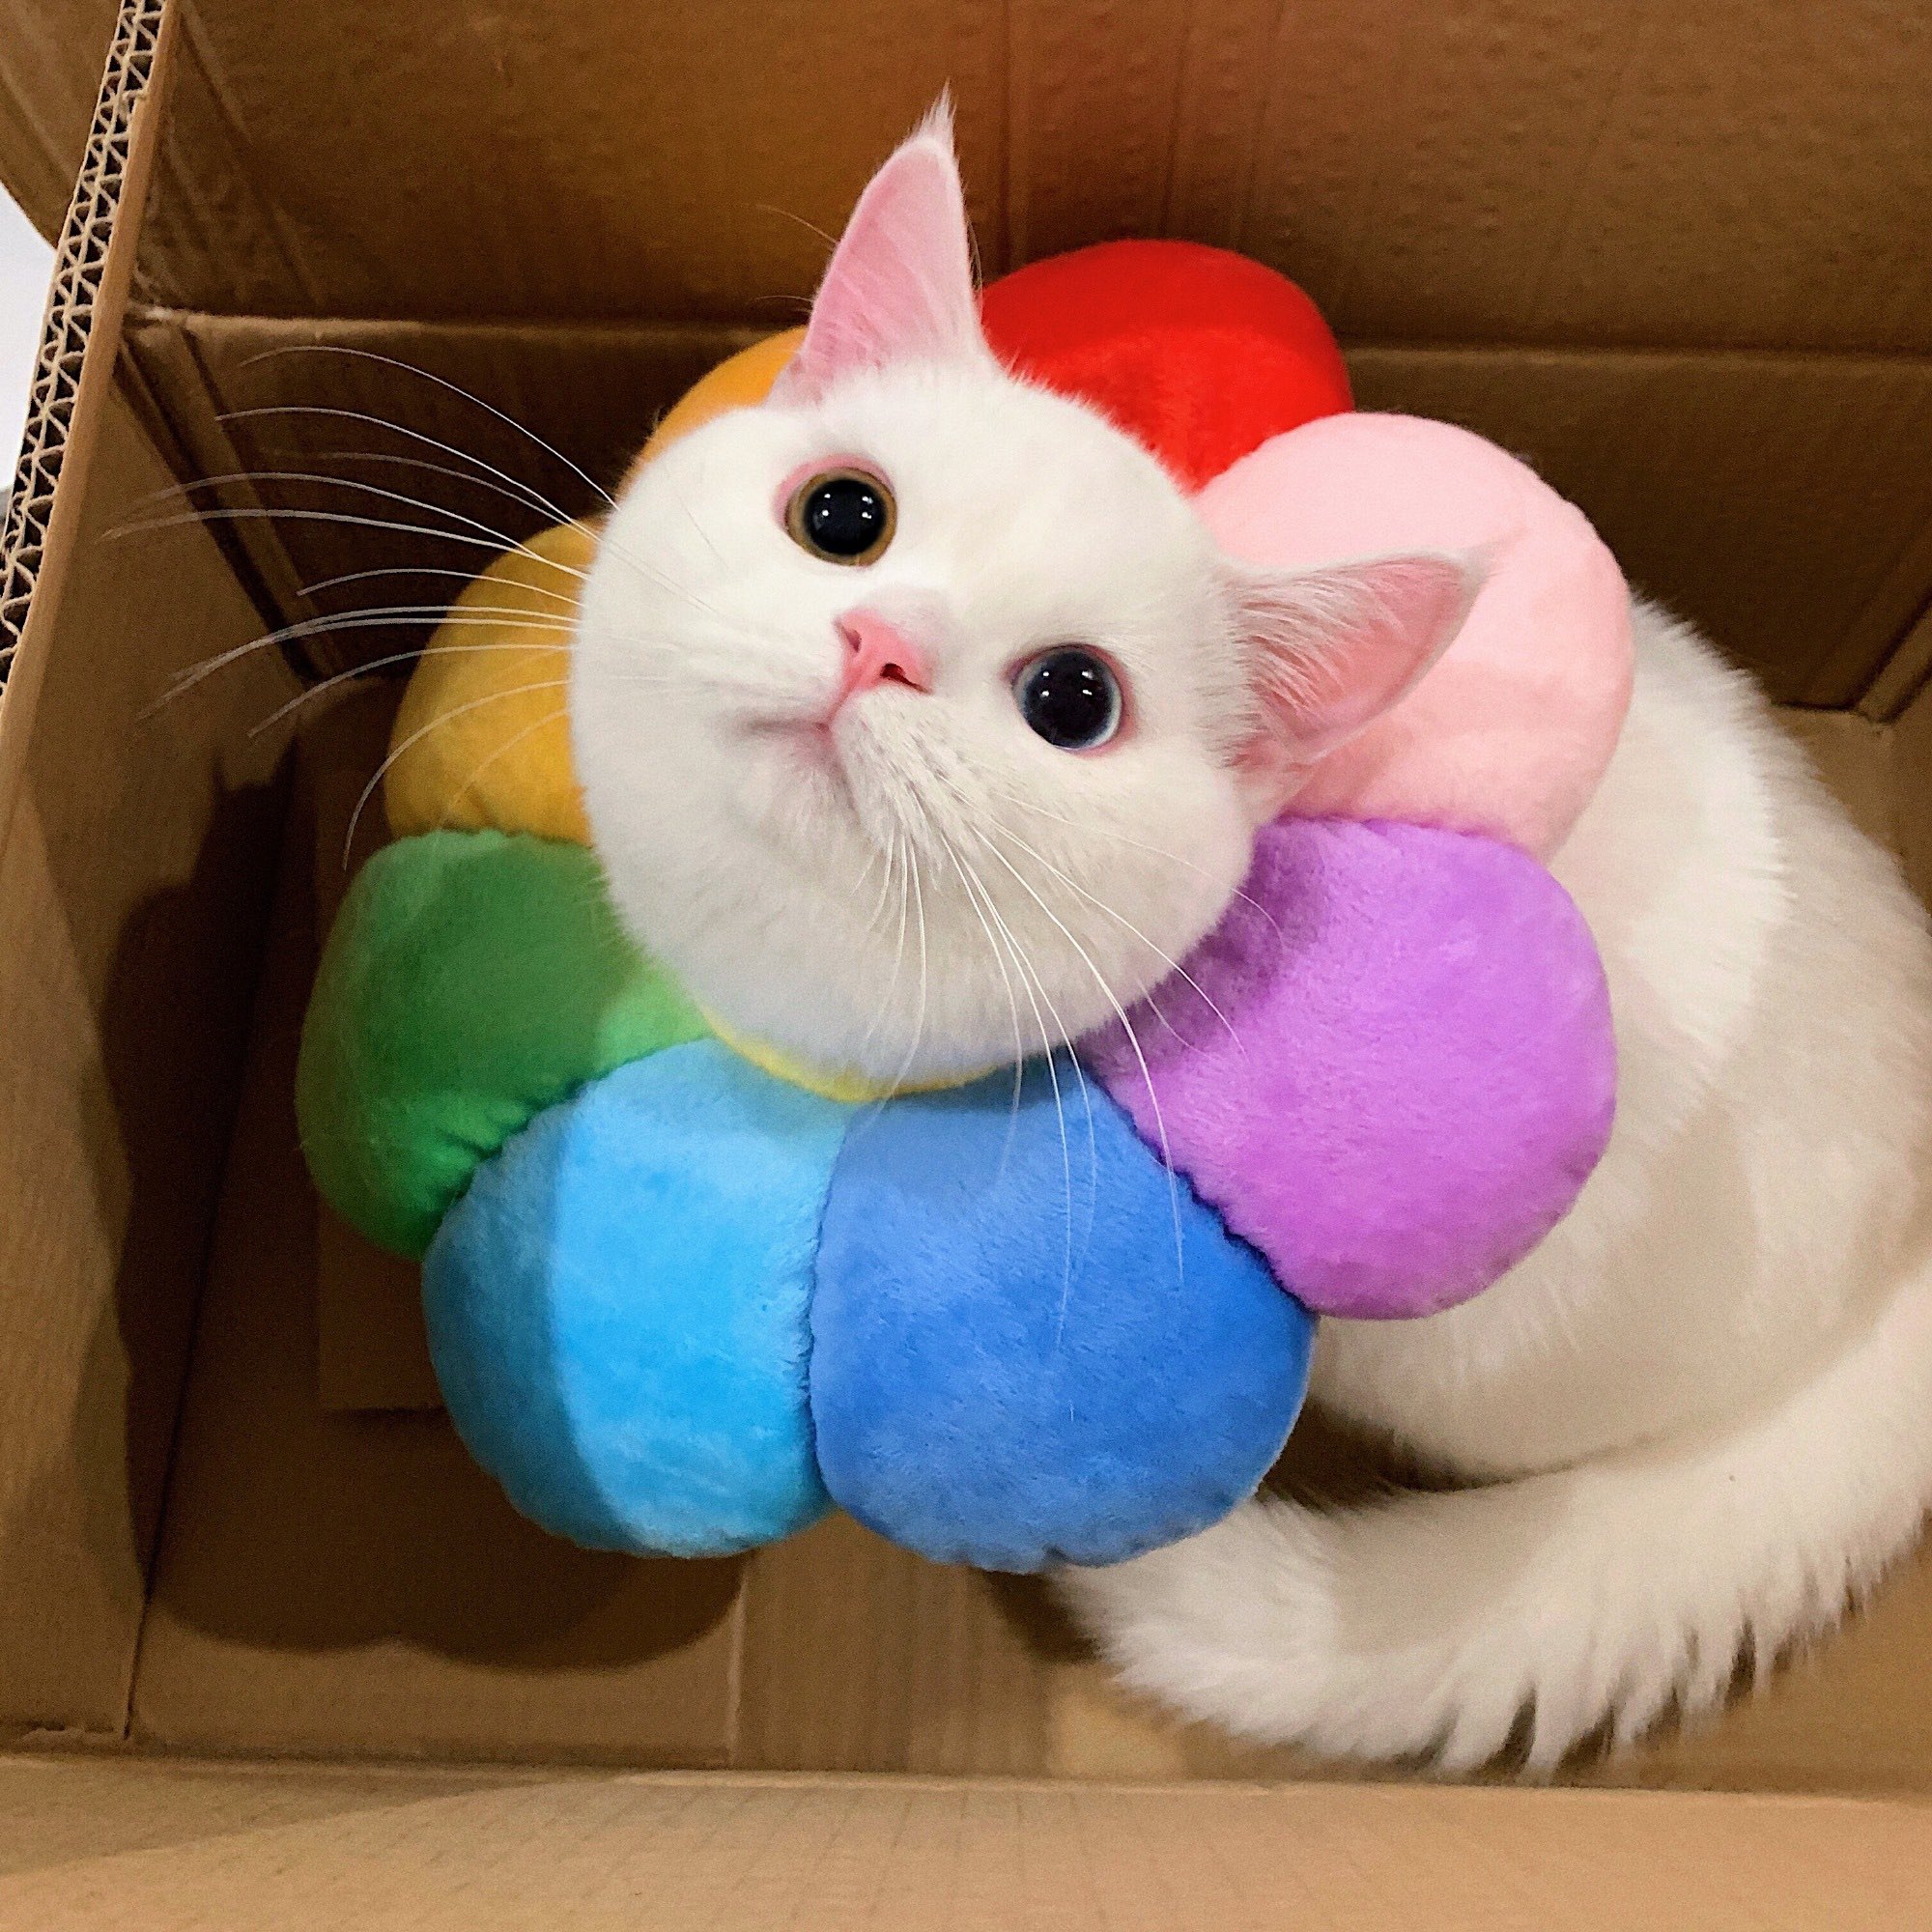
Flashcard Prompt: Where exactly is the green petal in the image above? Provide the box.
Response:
[298,829,707,1257]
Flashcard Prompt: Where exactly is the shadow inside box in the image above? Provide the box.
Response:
[74,704,746,1672]
[45,756,295,1699]
[156,1397,752,1668]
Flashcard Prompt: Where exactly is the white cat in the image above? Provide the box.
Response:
[573,111,1932,1772]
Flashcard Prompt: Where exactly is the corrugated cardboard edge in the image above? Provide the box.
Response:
[0,0,167,696]
[1866,597,1932,725]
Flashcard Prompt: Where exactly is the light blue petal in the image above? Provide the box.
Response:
[423,1041,842,1556]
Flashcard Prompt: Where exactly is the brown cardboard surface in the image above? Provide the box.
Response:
[123,2,1932,360]
[737,1514,1060,1776]
[0,380,296,1737]
[1776,709,1896,852]
[0,0,121,242]
[3,1757,1930,1930]
[128,708,748,1765]
[1346,348,1932,711]
[1866,604,1932,727]
[136,0,1009,324]
[0,0,278,1740]
[8,0,1932,1879]
[1898,677,1932,912]
[304,684,439,1414]
[118,309,774,681]
[120,312,1932,710]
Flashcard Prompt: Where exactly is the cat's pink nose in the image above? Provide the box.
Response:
[832,609,934,712]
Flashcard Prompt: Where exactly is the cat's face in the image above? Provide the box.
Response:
[574,108,1478,1087]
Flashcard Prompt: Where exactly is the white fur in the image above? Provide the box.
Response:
[1062,602,1932,1772]
[574,357,1260,1083]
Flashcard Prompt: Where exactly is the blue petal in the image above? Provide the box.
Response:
[423,1041,840,1556]
[811,1057,1314,1571]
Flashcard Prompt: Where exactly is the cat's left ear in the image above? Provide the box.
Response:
[771,101,986,406]
[1225,551,1486,818]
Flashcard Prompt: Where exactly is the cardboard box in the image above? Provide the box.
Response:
[3,0,1931,1919]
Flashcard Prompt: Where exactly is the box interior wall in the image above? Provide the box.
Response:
[3,0,1932,1906]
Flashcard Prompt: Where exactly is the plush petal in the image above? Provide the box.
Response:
[1201,413,1634,857]
[979,238,1351,488]
[422,1042,838,1556]
[298,830,707,1259]
[810,1057,1314,1572]
[1083,818,1616,1320]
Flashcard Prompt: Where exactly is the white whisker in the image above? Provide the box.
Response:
[155,607,582,713]
[342,676,573,864]
[240,344,622,510]
[300,562,580,607]
[934,828,1031,1182]
[971,833,1186,1290]
[242,636,582,737]
[121,468,560,561]
[132,455,581,536]
[218,402,587,526]
[437,704,572,832]
[995,820,1244,1058]
[948,833,1087,1319]
[110,503,580,558]
[980,777,1286,947]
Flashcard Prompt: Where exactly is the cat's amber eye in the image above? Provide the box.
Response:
[784,469,896,565]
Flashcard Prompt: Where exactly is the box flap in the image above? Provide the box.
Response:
[0,0,121,242]
[0,379,294,1738]
[0,0,298,1736]
[2,1757,1929,1929]
[127,0,1932,357]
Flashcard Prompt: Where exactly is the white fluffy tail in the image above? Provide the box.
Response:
[1062,1256,1932,1774]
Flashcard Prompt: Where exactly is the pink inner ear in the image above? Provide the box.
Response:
[1234,553,1483,811]
[772,109,984,404]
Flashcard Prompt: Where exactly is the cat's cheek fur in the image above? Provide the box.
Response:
[571,111,1306,1084]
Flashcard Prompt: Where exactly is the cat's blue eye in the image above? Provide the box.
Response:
[1013,649,1123,752]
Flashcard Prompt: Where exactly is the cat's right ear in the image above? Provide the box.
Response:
[1224,550,1486,819]
[770,100,986,406]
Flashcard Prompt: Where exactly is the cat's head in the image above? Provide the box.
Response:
[574,105,1480,1088]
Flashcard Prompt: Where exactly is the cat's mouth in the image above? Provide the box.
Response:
[742,711,871,820]
[746,711,841,769]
